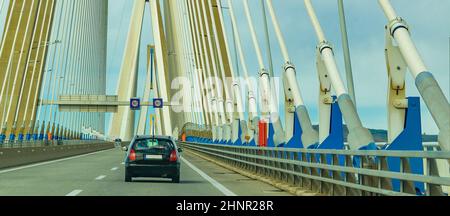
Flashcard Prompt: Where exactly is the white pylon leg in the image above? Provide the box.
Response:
[149,0,173,136]
[109,0,145,141]
[137,45,153,136]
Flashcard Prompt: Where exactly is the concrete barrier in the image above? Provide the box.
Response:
[0,142,114,170]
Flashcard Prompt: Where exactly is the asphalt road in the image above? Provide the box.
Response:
[0,147,291,196]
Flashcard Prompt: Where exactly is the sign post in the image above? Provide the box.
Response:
[149,114,156,137]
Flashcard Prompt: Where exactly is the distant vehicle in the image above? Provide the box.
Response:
[122,136,182,183]
[114,138,122,148]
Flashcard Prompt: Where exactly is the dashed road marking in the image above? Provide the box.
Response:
[95,175,106,180]
[111,167,118,171]
[66,190,83,196]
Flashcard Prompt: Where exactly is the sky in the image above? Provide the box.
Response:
[103,0,450,135]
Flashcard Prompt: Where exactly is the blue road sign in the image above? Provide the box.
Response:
[153,98,163,109]
[130,98,141,110]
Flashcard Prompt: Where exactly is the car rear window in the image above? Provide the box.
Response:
[132,139,174,153]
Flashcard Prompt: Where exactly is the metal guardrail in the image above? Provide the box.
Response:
[181,142,450,196]
[0,140,103,149]
[348,142,440,151]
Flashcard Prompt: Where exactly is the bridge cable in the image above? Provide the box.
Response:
[227,0,258,122]
[12,0,45,140]
[53,1,77,139]
[174,0,195,124]
[3,0,38,140]
[80,0,95,138]
[0,1,28,138]
[200,0,227,128]
[186,0,202,125]
[215,0,248,142]
[69,0,89,139]
[35,0,66,135]
[47,0,72,139]
[63,0,84,139]
[189,1,206,126]
[0,0,15,57]
[0,0,6,37]
[189,0,213,129]
[0,0,5,17]
[22,0,52,139]
[28,0,56,139]
[186,0,211,127]
[242,0,286,145]
[59,1,80,139]
[208,0,234,127]
[194,0,220,129]
[304,0,377,152]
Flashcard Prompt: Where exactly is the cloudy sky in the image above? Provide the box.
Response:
[105,0,449,135]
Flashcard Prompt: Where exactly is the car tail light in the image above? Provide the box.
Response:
[169,150,177,162]
[129,149,136,161]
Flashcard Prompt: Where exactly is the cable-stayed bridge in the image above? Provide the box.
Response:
[0,0,449,196]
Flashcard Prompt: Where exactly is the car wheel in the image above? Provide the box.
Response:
[172,175,180,183]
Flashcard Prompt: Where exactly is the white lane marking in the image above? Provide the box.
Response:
[95,175,106,180]
[181,157,236,196]
[121,162,125,165]
[66,190,83,196]
[111,167,118,171]
[0,149,114,174]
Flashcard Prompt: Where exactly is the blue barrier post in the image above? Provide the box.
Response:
[383,97,425,194]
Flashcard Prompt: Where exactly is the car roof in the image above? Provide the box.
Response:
[133,135,173,140]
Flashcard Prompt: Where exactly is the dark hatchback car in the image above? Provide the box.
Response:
[123,136,182,183]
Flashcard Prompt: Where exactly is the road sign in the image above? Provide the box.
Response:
[153,98,163,109]
[130,98,141,110]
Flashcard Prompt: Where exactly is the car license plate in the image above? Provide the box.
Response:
[145,155,163,160]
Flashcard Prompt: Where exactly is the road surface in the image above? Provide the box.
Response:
[0,148,291,196]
